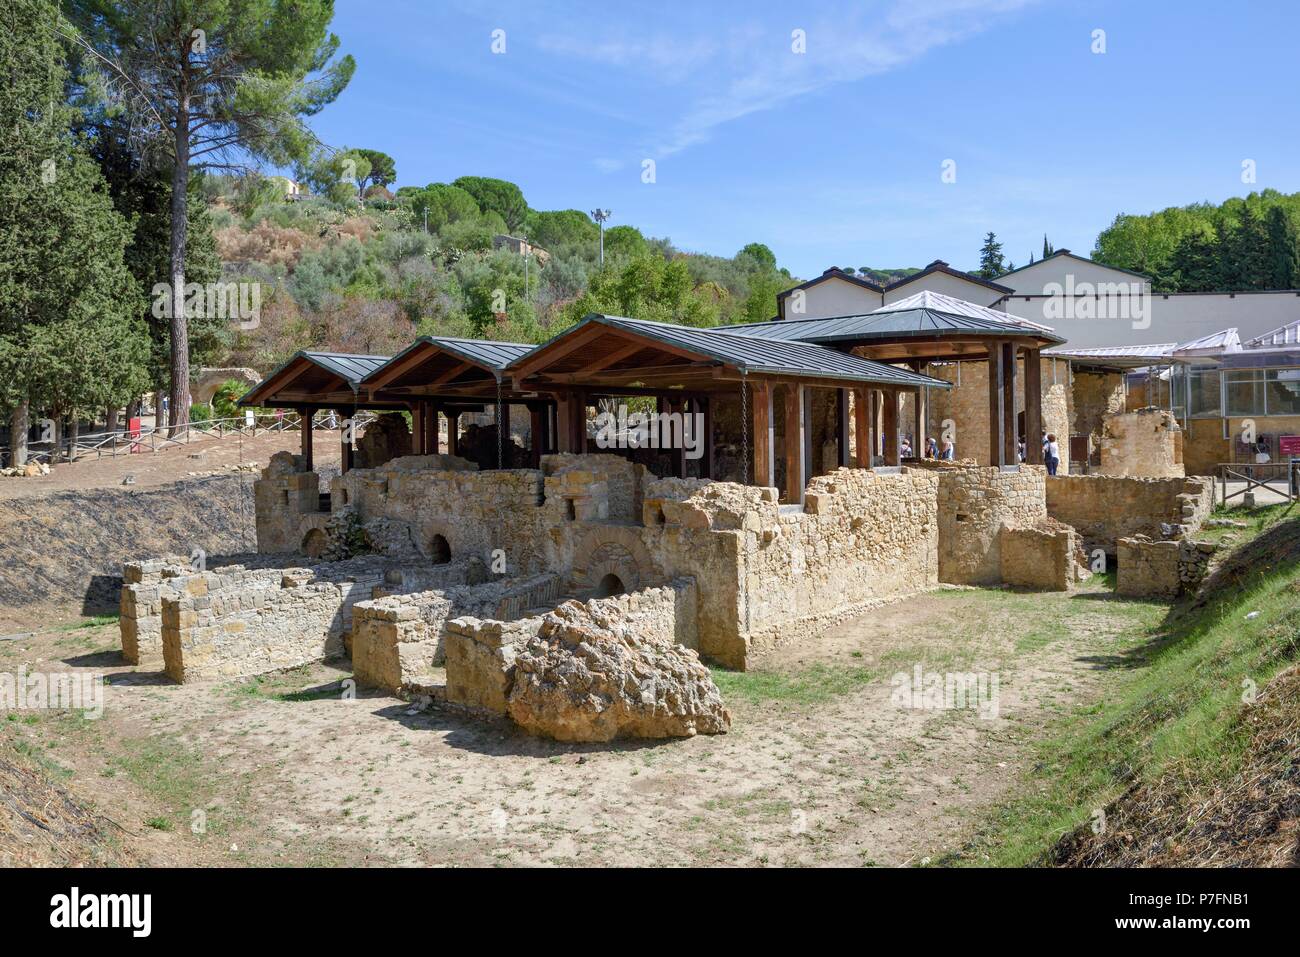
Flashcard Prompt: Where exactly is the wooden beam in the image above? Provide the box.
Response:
[837,388,850,468]
[447,411,460,457]
[429,360,473,388]
[783,384,805,504]
[426,401,440,455]
[882,389,900,466]
[529,405,544,468]
[299,407,313,470]
[1024,347,1043,465]
[988,341,1005,467]
[853,388,871,468]
[916,382,928,458]
[575,339,648,374]
[752,382,773,487]
[510,322,610,386]
[1002,342,1018,466]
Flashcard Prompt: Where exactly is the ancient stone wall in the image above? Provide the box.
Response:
[351,573,564,693]
[1046,474,1214,553]
[1098,408,1184,478]
[999,520,1080,591]
[927,357,1072,470]
[1071,370,1126,462]
[154,558,463,682]
[935,465,1048,586]
[1116,537,1217,598]
[354,413,412,470]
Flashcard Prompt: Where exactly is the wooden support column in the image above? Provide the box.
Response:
[882,389,900,466]
[528,403,544,468]
[1024,347,1043,465]
[340,413,354,474]
[752,382,773,487]
[447,411,460,457]
[1002,341,1018,466]
[782,384,805,504]
[410,403,424,455]
[988,342,1005,467]
[426,401,440,455]
[916,386,928,457]
[299,407,313,469]
[699,396,713,479]
[671,398,687,479]
[853,388,871,468]
[555,396,574,453]
[836,388,850,468]
[573,389,588,453]
[870,389,881,464]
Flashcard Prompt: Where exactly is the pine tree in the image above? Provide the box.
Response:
[0,0,146,464]
[977,232,1005,279]
[1042,234,1054,259]
[1263,205,1300,290]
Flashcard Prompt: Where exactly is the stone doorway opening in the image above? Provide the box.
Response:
[429,533,451,565]
[596,573,626,597]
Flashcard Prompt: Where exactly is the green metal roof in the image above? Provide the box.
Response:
[361,336,534,385]
[724,291,1063,346]
[514,314,950,389]
[238,351,390,406]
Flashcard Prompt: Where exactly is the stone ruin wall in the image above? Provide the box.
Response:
[1071,370,1127,463]
[927,357,1072,471]
[1098,408,1184,478]
[1116,536,1217,599]
[932,464,1048,586]
[1046,474,1214,554]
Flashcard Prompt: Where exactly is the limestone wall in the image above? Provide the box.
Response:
[443,579,700,717]
[1098,408,1184,478]
[1046,475,1214,553]
[1071,370,1126,463]
[155,558,466,682]
[999,520,1080,591]
[935,465,1047,586]
[926,357,1072,470]
[1117,537,1216,599]
[351,573,564,693]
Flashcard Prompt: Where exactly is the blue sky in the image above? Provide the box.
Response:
[312,0,1300,278]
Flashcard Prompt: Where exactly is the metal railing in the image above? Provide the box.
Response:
[5,410,377,465]
[1216,460,1298,505]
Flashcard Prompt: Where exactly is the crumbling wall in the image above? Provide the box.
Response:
[1117,537,1217,598]
[154,558,462,682]
[119,556,189,666]
[936,465,1047,586]
[351,573,564,693]
[999,519,1081,591]
[1046,475,1213,553]
[253,451,324,553]
[1071,370,1126,461]
[354,413,412,469]
[926,357,1072,470]
[1098,408,1184,478]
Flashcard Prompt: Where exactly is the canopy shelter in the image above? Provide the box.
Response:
[238,351,402,473]
[359,335,544,466]
[725,291,1064,467]
[507,313,950,503]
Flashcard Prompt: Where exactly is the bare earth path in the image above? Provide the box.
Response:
[0,580,1164,867]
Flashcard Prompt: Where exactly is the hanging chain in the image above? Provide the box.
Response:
[741,372,750,485]
[496,377,504,469]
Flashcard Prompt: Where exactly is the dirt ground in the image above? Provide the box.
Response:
[0,579,1165,867]
[0,428,340,501]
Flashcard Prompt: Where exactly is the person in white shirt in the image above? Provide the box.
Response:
[1044,433,1061,475]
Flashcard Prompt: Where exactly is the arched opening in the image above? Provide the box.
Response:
[302,528,328,559]
[596,573,625,597]
[429,533,451,565]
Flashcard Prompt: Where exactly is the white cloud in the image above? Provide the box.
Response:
[536,0,1038,157]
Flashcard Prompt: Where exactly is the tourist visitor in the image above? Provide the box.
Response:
[940,437,955,460]
[1045,433,1061,475]
[925,437,938,458]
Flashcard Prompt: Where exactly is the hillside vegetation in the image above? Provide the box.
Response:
[954,504,1300,867]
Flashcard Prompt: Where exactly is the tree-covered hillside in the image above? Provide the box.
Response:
[1092,189,1300,293]
[208,170,803,371]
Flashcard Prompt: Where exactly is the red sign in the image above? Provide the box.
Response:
[1279,435,1300,457]
[128,417,142,453]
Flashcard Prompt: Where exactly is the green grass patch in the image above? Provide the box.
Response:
[54,614,119,632]
[711,662,880,706]
[955,508,1300,866]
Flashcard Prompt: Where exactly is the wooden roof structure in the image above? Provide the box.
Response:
[238,351,408,410]
[360,335,537,404]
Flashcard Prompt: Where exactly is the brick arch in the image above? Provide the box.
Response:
[570,527,654,595]
[421,522,458,563]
